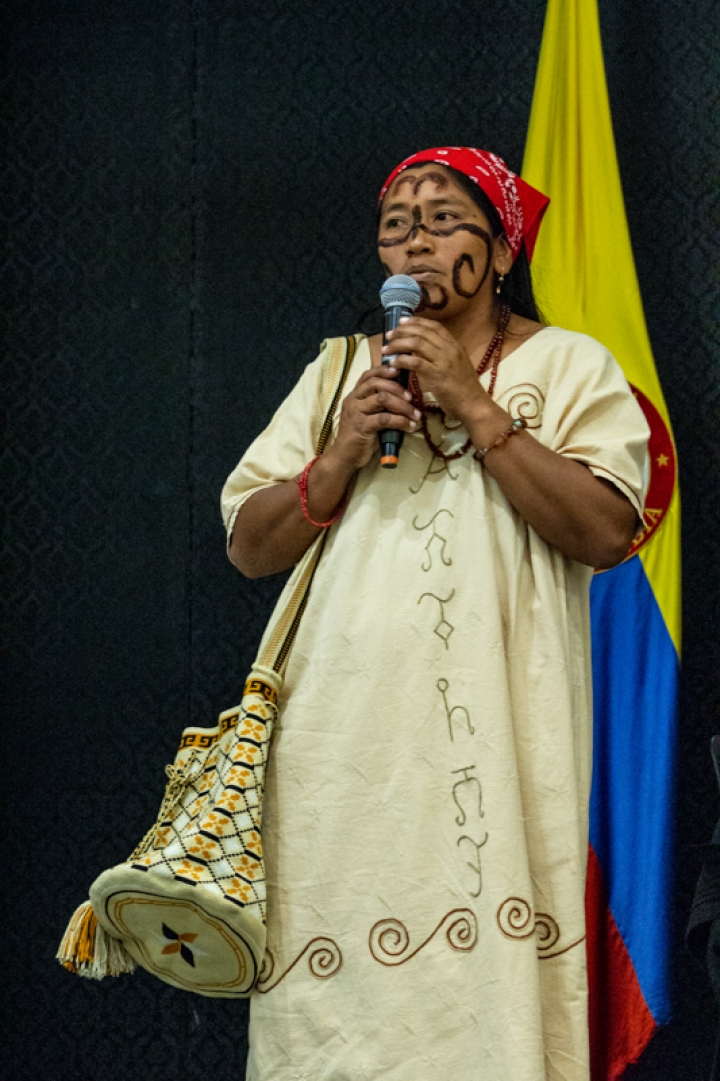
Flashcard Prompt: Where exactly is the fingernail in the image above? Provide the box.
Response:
[404,391,411,400]
[413,409,421,419]
[399,316,410,323]
[409,420,417,429]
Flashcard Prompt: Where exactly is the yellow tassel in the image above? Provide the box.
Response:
[57,900,136,979]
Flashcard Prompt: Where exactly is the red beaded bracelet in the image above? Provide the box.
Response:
[296,455,347,529]
[472,416,527,461]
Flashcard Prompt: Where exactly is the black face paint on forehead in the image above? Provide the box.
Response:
[390,170,450,198]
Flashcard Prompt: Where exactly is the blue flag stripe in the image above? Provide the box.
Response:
[590,554,677,1024]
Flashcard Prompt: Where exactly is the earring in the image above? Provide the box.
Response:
[495,273,505,295]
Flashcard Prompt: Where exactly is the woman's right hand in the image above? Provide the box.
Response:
[329,365,421,471]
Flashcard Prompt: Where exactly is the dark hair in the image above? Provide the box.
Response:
[357,162,543,332]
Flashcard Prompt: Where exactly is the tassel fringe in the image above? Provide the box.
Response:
[57,900,136,979]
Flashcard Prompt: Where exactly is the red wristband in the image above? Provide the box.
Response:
[296,455,347,529]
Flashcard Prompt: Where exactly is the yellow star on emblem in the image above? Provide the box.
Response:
[656,454,669,467]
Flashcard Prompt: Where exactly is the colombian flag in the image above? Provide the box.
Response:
[522,0,681,1077]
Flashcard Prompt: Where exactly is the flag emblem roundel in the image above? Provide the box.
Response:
[625,385,677,560]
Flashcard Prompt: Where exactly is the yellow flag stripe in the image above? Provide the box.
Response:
[522,0,680,653]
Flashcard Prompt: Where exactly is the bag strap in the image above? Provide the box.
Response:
[256,334,362,676]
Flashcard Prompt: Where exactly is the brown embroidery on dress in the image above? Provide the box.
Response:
[456,833,489,899]
[451,765,484,826]
[496,897,584,959]
[438,679,475,739]
[409,451,459,495]
[256,937,343,993]
[495,384,545,429]
[418,591,455,649]
[539,935,586,960]
[534,911,560,953]
[496,896,534,939]
[412,508,454,571]
[369,908,477,966]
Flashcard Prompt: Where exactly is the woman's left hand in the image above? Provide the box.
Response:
[382,316,489,422]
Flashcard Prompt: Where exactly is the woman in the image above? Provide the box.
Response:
[222,147,649,1081]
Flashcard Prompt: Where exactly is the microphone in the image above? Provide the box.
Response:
[378,274,423,468]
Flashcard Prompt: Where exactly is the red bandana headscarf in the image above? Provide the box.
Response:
[379,147,550,262]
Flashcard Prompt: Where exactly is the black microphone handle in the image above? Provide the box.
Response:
[378,302,414,468]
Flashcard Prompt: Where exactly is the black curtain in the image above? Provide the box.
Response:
[1,2,718,1078]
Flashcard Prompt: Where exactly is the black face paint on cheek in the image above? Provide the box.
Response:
[378,227,411,249]
[453,254,480,298]
[446,224,493,298]
[426,221,493,243]
[418,284,449,310]
[453,251,494,298]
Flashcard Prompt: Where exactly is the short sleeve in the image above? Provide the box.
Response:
[220,349,327,545]
[536,332,650,521]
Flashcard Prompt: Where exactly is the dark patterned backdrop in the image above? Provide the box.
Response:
[1,1,718,1078]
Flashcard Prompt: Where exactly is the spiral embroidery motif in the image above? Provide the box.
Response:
[369,908,478,966]
[496,897,583,959]
[257,937,343,993]
[534,912,561,954]
[497,384,545,429]
[496,897,535,939]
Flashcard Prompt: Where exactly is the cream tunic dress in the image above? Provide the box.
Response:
[222,329,649,1081]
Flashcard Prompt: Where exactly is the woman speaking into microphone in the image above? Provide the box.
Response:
[222,147,649,1081]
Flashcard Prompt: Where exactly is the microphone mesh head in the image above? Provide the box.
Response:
[380,275,423,312]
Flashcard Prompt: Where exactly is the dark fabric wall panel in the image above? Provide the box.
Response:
[1,4,250,1080]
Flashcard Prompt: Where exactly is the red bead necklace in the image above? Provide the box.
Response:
[409,304,511,463]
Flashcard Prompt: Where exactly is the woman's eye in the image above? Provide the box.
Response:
[385,217,404,229]
[436,211,456,222]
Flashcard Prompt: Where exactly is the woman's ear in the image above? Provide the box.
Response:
[493,234,513,276]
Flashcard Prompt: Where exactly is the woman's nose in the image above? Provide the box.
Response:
[406,225,433,253]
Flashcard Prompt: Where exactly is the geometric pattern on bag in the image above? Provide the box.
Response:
[58,334,362,997]
[88,669,279,996]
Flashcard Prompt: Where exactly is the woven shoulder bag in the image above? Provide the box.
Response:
[57,335,360,997]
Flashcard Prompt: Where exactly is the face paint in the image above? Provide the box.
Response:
[391,170,449,198]
[418,284,449,310]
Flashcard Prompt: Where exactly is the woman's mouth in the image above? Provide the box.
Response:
[407,266,440,281]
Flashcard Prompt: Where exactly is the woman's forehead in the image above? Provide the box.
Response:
[382,164,472,207]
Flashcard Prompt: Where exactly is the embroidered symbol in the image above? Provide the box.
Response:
[495,383,545,429]
[257,937,343,993]
[451,765,484,827]
[161,923,198,966]
[409,449,459,495]
[495,898,585,959]
[412,508,454,571]
[438,678,474,740]
[369,908,477,966]
[418,591,455,649]
[457,833,489,898]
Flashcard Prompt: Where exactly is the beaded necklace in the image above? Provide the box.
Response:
[409,304,511,463]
